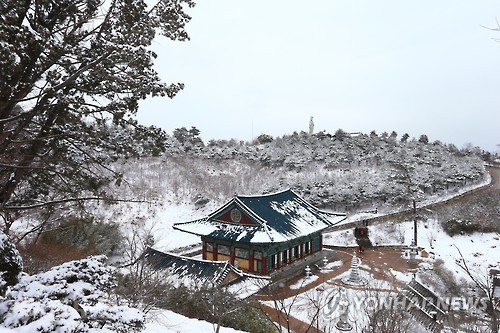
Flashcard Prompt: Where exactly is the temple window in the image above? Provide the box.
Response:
[218,244,230,256]
[206,243,213,252]
[254,251,262,260]
[235,247,249,259]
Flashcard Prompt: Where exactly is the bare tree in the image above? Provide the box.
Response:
[347,277,413,333]
[455,246,499,333]
[368,307,413,333]
[256,283,301,333]
[255,278,336,333]
[115,223,171,314]
[198,285,246,333]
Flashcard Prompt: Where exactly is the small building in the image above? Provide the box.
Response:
[144,247,243,287]
[144,247,269,297]
[173,189,346,275]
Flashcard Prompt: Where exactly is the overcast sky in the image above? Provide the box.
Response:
[138,1,500,152]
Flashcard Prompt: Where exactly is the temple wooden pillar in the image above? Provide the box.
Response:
[230,247,235,266]
[248,252,254,273]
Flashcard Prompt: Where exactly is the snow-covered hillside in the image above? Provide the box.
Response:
[97,133,496,333]
[110,130,489,214]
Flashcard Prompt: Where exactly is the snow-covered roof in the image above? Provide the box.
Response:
[144,248,269,294]
[144,247,237,287]
[173,189,347,244]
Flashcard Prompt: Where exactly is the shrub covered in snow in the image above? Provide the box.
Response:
[0,255,144,332]
[442,218,478,236]
[0,232,22,296]
[438,191,500,236]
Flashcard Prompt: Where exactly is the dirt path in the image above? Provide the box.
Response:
[255,248,412,301]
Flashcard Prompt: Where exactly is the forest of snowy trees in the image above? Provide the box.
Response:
[128,127,489,213]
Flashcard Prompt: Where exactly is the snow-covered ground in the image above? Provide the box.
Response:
[324,217,500,282]
[145,309,246,333]
[262,274,408,333]
[97,196,217,252]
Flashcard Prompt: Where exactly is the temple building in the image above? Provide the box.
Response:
[173,189,346,275]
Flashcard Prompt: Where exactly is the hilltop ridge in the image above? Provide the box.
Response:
[114,128,489,215]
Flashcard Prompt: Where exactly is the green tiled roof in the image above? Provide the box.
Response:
[173,189,346,244]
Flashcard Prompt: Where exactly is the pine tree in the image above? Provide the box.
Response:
[0,0,194,234]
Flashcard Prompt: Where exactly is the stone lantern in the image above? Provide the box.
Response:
[305,265,312,278]
[335,288,352,331]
